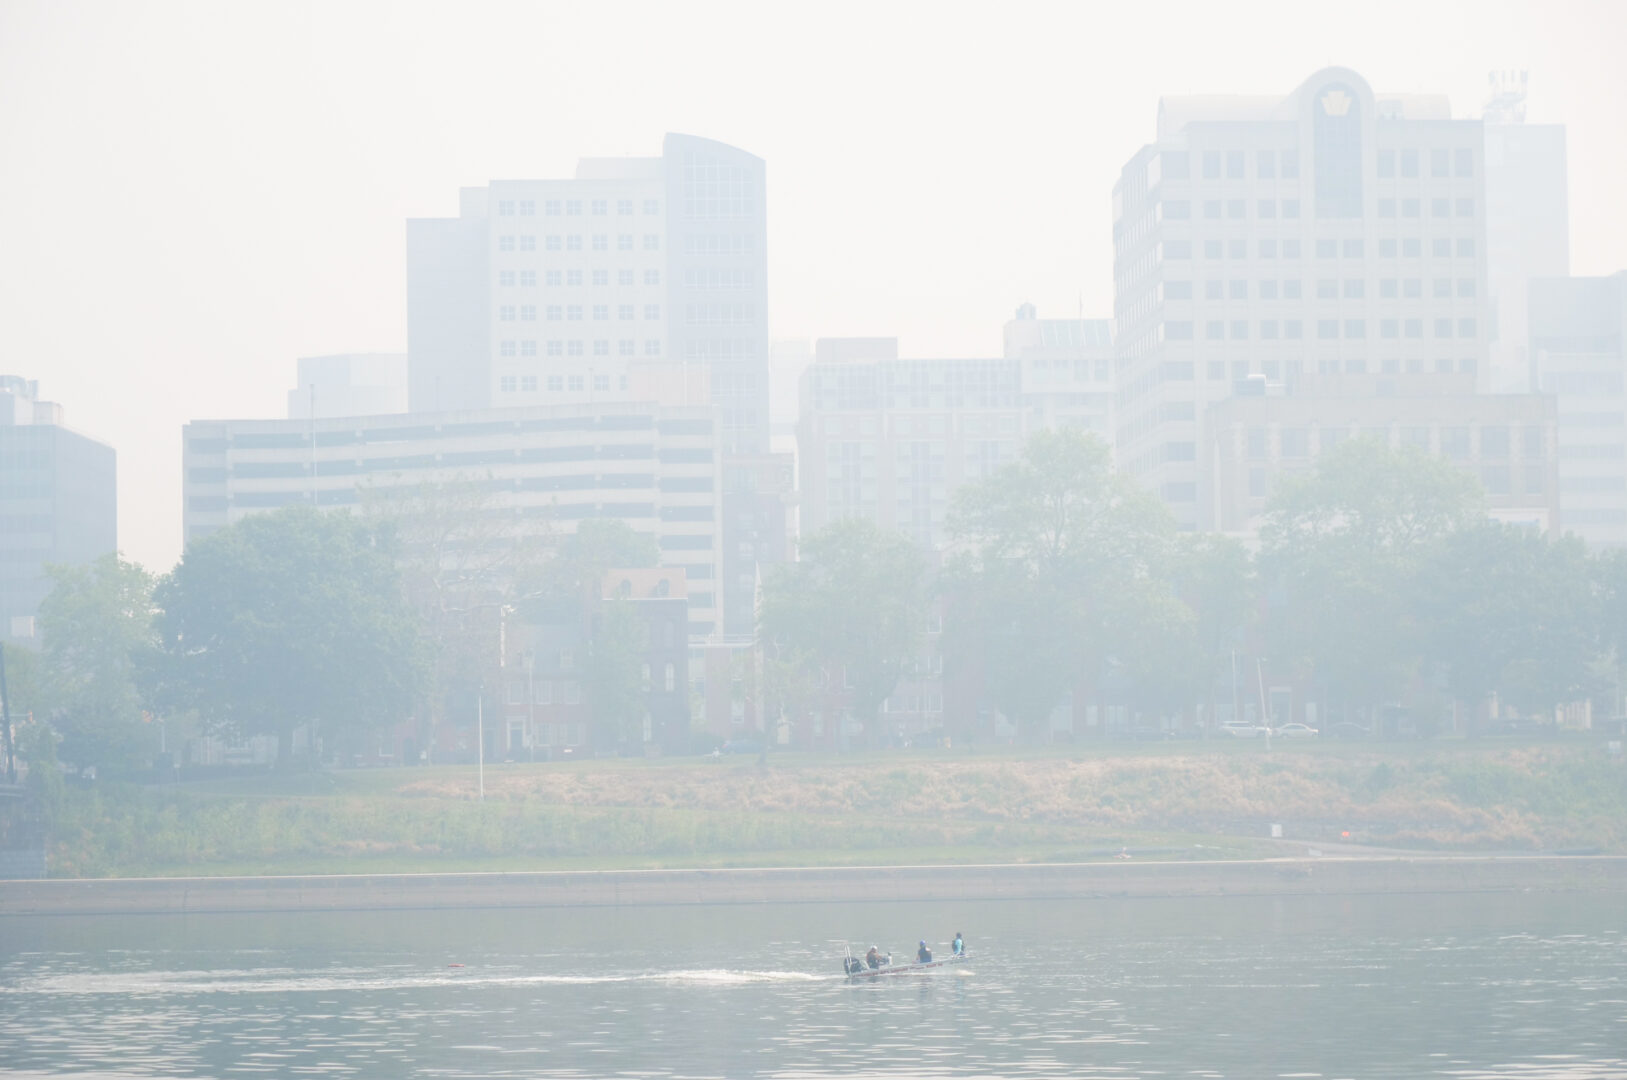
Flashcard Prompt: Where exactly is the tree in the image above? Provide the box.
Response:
[151,507,425,766]
[758,517,927,745]
[944,427,1174,737]
[1258,438,1483,725]
[1115,533,1257,724]
[36,554,157,771]
[361,476,552,748]
[584,600,647,748]
[532,518,660,611]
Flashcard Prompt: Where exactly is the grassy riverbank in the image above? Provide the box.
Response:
[32,739,1627,877]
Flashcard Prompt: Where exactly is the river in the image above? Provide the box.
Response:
[1,891,1622,1078]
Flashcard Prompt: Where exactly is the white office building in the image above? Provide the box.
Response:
[1003,304,1114,444]
[182,402,726,637]
[1112,67,1491,525]
[1531,272,1627,548]
[407,133,769,458]
[1482,74,1570,394]
[286,353,408,419]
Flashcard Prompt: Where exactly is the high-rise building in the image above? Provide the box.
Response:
[1112,67,1491,526]
[182,401,726,637]
[286,354,408,419]
[406,133,768,454]
[1483,72,1570,394]
[0,377,117,642]
[797,339,1026,550]
[1530,272,1627,548]
[1003,304,1114,443]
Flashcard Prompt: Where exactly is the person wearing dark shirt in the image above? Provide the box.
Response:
[917,940,933,963]
[865,946,884,970]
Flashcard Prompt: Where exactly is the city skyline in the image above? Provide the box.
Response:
[4,0,1626,570]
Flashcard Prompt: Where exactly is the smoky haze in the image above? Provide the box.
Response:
[1,0,1626,571]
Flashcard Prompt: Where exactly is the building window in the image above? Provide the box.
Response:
[1433,277,1452,299]
[1260,320,1278,339]
[519,200,535,216]
[1231,320,1249,340]
[567,235,582,251]
[643,234,660,251]
[1282,199,1300,219]
[521,375,538,392]
[1257,150,1276,178]
[520,270,537,287]
[1317,279,1338,299]
[1229,279,1248,300]
[521,305,536,321]
[644,304,661,320]
[1345,319,1366,339]
[499,235,514,252]
[644,269,661,285]
[1203,200,1222,219]
[1378,198,1396,218]
[593,304,609,321]
[1435,317,1453,338]
[546,305,563,321]
[521,340,537,357]
[1379,238,1398,257]
[1377,150,1395,178]
[1455,148,1475,177]
[499,305,515,321]
[1259,239,1277,258]
[546,270,562,286]
[619,339,635,356]
[499,340,516,357]
[1226,150,1245,178]
[568,340,584,356]
[592,234,608,251]
[1284,320,1303,339]
[547,340,563,356]
[1318,320,1338,339]
[1457,238,1476,258]
[1405,318,1423,338]
[594,374,610,392]
[1401,148,1419,178]
[1283,280,1302,299]
[1228,239,1246,259]
[566,200,581,216]
[643,199,660,215]
[1227,198,1245,219]
[1205,321,1224,340]
[1431,148,1450,177]
[546,200,561,216]
[591,199,607,216]
[1381,318,1399,339]
[547,375,563,391]
[1258,199,1276,219]
[546,235,562,251]
[1202,151,1221,179]
[1316,239,1337,259]
[498,200,514,216]
[617,199,633,215]
[619,304,635,320]
[1431,197,1450,218]
[1458,278,1476,298]
[645,340,662,356]
[520,235,536,252]
[1403,238,1421,258]
[594,339,609,356]
[1165,321,1194,340]
[619,268,635,285]
[567,269,583,286]
[500,375,517,392]
[568,304,583,321]
[1343,238,1363,258]
[1202,240,1222,259]
[1458,317,1477,339]
[568,375,584,391]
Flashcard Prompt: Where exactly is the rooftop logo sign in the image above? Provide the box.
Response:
[1320,89,1352,117]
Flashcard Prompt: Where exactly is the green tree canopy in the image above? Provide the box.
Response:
[1259,438,1484,717]
[584,600,648,749]
[1413,523,1602,722]
[150,507,425,765]
[37,554,157,771]
[944,428,1174,736]
[759,516,927,742]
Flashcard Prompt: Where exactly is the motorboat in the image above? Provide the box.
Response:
[843,949,967,979]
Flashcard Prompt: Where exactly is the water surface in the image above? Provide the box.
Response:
[2,891,1623,1078]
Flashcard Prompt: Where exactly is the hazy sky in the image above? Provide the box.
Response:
[2,0,1624,571]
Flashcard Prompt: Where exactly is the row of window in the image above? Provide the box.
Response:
[500,374,621,393]
[1163,236,1478,261]
[498,304,662,322]
[498,268,661,288]
[1167,277,1477,301]
[1174,356,1479,382]
[497,198,661,217]
[498,339,663,358]
[498,234,661,253]
[1165,196,1478,222]
[1160,147,1474,183]
[1166,316,1478,341]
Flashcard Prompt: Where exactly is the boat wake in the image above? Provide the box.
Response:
[3,966,830,997]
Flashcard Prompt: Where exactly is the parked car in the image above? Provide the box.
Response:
[1219,721,1267,738]
[1273,722,1320,738]
[1327,722,1372,740]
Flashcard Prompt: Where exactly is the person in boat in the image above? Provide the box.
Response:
[952,932,964,957]
[844,955,864,975]
[917,940,933,963]
[865,946,884,970]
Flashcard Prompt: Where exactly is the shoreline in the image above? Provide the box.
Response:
[2,855,1624,916]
